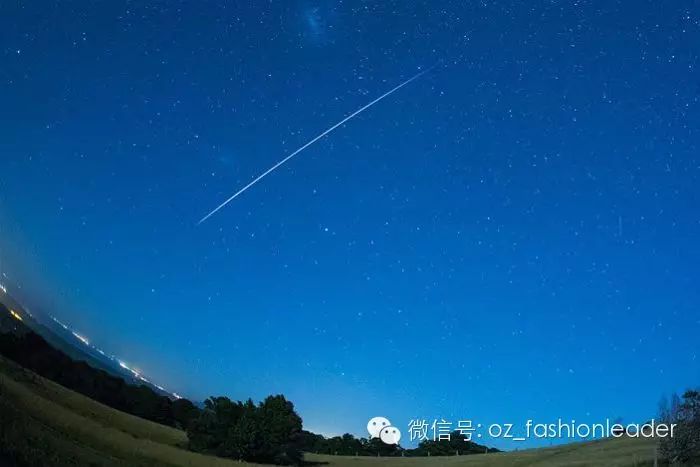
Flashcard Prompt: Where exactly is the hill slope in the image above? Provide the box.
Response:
[0,353,658,466]
[0,290,174,396]
[0,355,255,466]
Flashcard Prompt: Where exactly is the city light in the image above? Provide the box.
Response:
[72,331,89,346]
[9,309,22,321]
[49,316,181,400]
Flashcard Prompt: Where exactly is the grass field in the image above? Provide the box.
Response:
[0,355,659,466]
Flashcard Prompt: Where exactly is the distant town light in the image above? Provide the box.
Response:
[72,331,90,346]
[9,309,22,321]
[48,315,178,400]
[51,316,69,330]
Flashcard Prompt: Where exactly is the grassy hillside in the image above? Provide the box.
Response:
[0,355,255,466]
[0,354,659,466]
[0,296,176,406]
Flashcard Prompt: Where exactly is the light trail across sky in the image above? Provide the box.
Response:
[197,66,433,224]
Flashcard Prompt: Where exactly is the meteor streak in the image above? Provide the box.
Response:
[197,67,433,224]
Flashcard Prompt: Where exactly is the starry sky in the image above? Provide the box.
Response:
[1,0,699,449]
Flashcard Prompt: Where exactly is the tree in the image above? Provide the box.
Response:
[187,395,303,465]
[256,395,303,465]
[660,390,700,464]
[172,398,200,430]
[365,436,402,456]
[411,431,499,456]
[187,405,222,453]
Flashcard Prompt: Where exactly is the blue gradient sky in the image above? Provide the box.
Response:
[1,0,698,449]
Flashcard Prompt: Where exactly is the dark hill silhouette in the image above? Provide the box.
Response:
[0,301,199,429]
[0,299,502,465]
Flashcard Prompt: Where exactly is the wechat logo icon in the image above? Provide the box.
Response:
[367,416,401,445]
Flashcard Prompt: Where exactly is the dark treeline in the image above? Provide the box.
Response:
[0,303,307,464]
[0,302,501,465]
[299,430,499,457]
[299,431,401,457]
[0,323,306,465]
[411,431,501,456]
[0,330,201,428]
[0,304,200,429]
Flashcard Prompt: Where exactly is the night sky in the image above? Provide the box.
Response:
[1,0,699,448]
